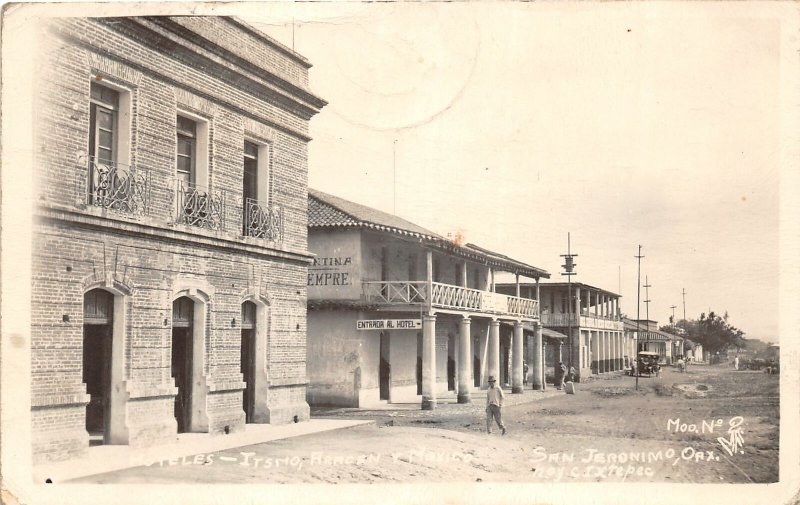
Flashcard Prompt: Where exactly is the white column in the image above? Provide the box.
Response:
[512,321,524,393]
[421,314,437,410]
[487,319,500,384]
[457,316,471,404]
[533,322,543,390]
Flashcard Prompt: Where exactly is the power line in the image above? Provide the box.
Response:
[393,139,397,214]
[634,245,644,391]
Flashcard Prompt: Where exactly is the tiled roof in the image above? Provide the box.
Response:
[622,318,675,341]
[308,188,550,279]
[308,188,441,239]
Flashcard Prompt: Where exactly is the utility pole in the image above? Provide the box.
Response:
[561,233,578,372]
[634,246,644,391]
[670,304,677,330]
[681,288,687,329]
[643,275,652,322]
[393,139,397,214]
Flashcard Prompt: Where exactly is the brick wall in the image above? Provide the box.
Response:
[32,16,323,463]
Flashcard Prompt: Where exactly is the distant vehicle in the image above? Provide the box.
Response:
[636,351,661,377]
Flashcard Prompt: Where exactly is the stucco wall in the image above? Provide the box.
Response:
[307,229,362,300]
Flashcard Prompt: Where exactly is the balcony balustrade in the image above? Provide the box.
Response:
[70,156,284,244]
[363,281,539,319]
[243,197,282,242]
[86,156,151,215]
[540,312,622,329]
[174,179,226,231]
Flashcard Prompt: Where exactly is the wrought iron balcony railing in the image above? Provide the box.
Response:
[362,281,539,319]
[174,179,225,231]
[243,197,282,242]
[86,156,151,215]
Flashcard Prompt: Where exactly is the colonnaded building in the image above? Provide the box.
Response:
[31,16,325,463]
[306,189,550,409]
[496,282,632,382]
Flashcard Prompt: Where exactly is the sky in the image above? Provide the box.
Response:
[248,3,785,343]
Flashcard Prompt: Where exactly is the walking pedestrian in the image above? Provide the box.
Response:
[486,376,506,435]
[556,362,567,390]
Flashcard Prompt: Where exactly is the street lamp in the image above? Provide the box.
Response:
[561,233,577,373]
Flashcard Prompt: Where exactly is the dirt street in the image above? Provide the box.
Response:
[73,363,778,484]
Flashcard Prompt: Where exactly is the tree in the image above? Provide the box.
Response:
[691,311,746,354]
[661,313,746,354]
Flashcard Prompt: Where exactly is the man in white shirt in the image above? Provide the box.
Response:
[486,376,506,435]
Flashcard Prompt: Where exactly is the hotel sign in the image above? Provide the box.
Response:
[482,292,508,313]
[356,319,422,330]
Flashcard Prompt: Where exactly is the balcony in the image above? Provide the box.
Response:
[243,197,282,242]
[86,156,151,215]
[540,312,622,329]
[362,281,539,319]
[174,179,225,230]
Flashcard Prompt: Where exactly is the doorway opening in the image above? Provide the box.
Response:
[83,289,113,446]
[416,332,422,395]
[447,334,456,391]
[501,335,510,386]
[241,301,256,422]
[172,296,194,433]
[473,336,481,388]
[379,332,390,401]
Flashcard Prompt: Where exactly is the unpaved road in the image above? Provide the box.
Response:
[74,363,778,484]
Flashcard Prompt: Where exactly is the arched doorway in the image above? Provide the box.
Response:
[172,296,194,433]
[83,289,113,445]
[82,284,129,446]
[241,301,256,422]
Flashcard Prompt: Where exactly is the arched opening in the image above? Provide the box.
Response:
[83,286,129,445]
[172,296,193,433]
[241,301,256,422]
[83,289,113,444]
[241,296,270,423]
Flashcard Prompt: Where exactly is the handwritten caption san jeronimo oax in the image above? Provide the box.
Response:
[528,416,746,481]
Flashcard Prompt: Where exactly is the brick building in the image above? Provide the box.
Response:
[31,16,325,463]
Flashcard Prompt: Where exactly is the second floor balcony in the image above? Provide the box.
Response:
[86,156,151,216]
[363,281,539,320]
[73,156,285,245]
[541,311,622,329]
[175,179,225,230]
